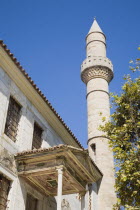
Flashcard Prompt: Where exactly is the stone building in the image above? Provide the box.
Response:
[0,19,116,210]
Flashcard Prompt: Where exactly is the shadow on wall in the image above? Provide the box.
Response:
[45,196,57,210]
[18,177,57,210]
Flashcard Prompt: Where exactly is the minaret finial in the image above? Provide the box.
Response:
[94,16,96,20]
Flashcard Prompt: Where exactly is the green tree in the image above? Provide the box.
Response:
[100,49,140,209]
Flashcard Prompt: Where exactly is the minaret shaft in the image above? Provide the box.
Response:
[81,20,116,209]
[86,32,106,57]
[87,77,116,209]
[87,77,109,141]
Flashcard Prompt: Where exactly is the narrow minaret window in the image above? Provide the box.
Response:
[91,143,96,156]
[81,19,116,209]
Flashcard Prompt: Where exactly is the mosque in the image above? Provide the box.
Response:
[0,19,116,210]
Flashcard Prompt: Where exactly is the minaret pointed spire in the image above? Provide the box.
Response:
[88,18,103,34]
[86,18,106,57]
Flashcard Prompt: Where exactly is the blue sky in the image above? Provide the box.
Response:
[0,0,140,148]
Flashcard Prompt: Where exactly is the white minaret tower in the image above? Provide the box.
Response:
[81,19,116,209]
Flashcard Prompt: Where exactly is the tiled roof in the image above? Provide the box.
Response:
[15,144,103,176]
[0,40,83,149]
[15,144,84,156]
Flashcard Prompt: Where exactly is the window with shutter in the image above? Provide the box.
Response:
[26,193,38,210]
[0,175,11,210]
[32,123,43,149]
[4,96,21,142]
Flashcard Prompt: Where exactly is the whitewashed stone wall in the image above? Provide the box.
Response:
[0,67,81,210]
[0,67,63,152]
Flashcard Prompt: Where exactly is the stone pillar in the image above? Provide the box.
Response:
[81,185,88,210]
[57,168,63,210]
[92,183,98,210]
[81,196,85,210]
[81,19,116,209]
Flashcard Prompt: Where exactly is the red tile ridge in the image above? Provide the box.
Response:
[15,144,103,176]
[15,144,85,157]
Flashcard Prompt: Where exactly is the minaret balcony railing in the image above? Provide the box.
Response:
[81,56,114,84]
[81,56,113,74]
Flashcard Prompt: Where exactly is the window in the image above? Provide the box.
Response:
[26,193,38,210]
[0,175,11,210]
[91,143,96,156]
[4,96,21,142]
[32,123,43,149]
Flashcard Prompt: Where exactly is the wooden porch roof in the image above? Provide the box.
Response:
[15,145,102,196]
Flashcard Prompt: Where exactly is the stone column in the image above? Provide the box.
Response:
[57,168,63,210]
[81,195,85,210]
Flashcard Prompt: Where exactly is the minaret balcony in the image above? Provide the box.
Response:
[81,56,114,84]
[81,56,113,73]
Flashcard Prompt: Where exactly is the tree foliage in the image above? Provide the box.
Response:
[100,49,140,209]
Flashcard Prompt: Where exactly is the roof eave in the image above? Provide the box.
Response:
[0,40,83,149]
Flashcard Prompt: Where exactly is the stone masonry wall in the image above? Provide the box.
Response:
[0,67,81,210]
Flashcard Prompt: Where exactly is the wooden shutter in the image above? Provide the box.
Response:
[32,123,43,149]
[4,96,21,141]
[26,194,38,210]
[0,175,10,210]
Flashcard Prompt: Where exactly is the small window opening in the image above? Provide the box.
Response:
[32,122,43,149]
[91,143,96,155]
[4,96,21,141]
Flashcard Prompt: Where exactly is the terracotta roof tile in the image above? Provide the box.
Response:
[15,144,103,176]
[15,144,84,156]
[0,40,83,149]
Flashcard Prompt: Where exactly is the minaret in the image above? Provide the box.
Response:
[81,19,116,209]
